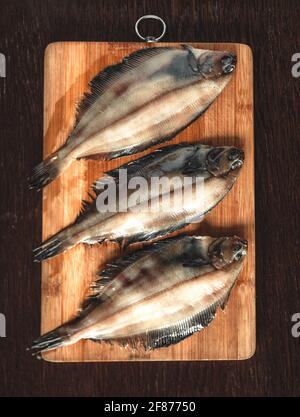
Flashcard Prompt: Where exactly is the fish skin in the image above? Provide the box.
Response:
[31,235,247,353]
[29,45,237,190]
[33,143,244,262]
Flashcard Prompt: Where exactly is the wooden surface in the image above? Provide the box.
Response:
[0,0,299,396]
[41,42,254,362]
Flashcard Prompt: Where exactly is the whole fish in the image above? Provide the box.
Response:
[33,143,244,262]
[31,235,247,354]
[29,45,236,190]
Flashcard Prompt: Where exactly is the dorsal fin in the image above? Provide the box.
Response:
[140,275,237,350]
[70,46,175,133]
[133,303,218,350]
[75,192,97,223]
[75,174,115,223]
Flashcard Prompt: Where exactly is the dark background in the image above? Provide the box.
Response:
[0,0,299,397]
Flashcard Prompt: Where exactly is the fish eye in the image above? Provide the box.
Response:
[233,244,242,252]
[228,149,240,161]
[221,54,236,65]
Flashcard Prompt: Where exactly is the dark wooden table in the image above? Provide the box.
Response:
[0,0,299,397]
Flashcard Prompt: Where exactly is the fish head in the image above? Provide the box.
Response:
[183,45,237,78]
[205,146,244,176]
[195,49,237,79]
[208,236,248,269]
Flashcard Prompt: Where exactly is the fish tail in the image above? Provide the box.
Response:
[28,151,67,191]
[30,328,70,355]
[33,231,77,262]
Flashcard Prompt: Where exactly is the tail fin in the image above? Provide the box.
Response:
[31,329,69,356]
[33,233,76,262]
[29,152,66,191]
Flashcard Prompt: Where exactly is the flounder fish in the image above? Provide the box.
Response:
[31,235,247,354]
[33,143,244,262]
[29,45,236,190]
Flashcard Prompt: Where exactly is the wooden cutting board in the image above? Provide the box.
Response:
[41,42,255,362]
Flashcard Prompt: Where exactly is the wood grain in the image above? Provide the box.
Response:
[41,42,254,362]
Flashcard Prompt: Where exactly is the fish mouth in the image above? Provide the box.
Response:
[208,236,248,265]
[233,238,248,260]
[228,148,244,170]
[231,159,243,170]
[221,54,237,74]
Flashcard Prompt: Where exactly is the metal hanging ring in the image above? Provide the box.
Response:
[135,15,166,43]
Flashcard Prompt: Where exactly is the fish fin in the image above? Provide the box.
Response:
[110,296,230,351]
[80,194,94,212]
[90,303,219,350]
[76,142,159,161]
[88,336,103,343]
[142,305,218,350]
[33,234,76,262]
[30,329,69,356]
[69,46,174,134]
[75,173,118,223]
[75,172,119,223]
[220,281,236,310]
[76,153,109,161]
[128,225,185,244]
[28,152,66,191]
[126,212,203,245]
[86,289,234,350]
[80,293,110,311]
[74,192,98,223]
